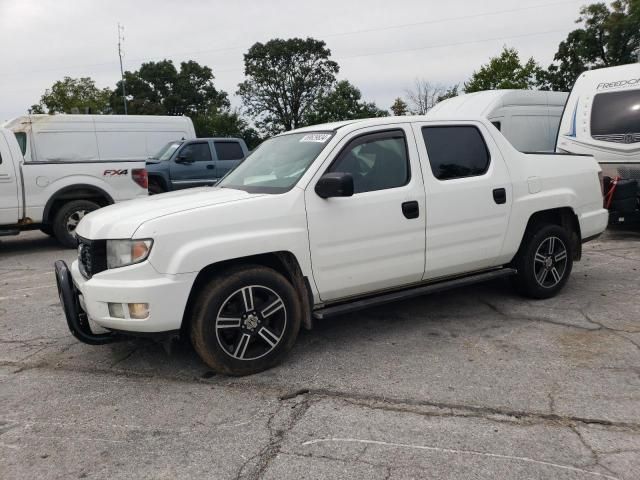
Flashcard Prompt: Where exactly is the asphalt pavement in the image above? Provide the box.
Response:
[1,229,638,479]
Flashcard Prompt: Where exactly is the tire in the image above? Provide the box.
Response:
[52,200,100,248]
[609,197,638,213]
[40,225,54,237]
[148,180,165,195]
[513,224,573,299]
[190,265,302,376]
[611,179,639,201]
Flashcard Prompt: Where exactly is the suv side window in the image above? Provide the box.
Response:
[421,126,490,180]
[329,130,410,194]
[214,141,244,160]
[179,142,212,162]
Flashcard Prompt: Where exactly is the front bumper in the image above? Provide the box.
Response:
[56,258,197,338]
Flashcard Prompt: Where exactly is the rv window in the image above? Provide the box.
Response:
[14,132,27,155]
[491,121,501,131]
[214,141,244,160]
[421,126,490,181]
[591,90,640,138]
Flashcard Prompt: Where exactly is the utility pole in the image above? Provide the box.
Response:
[117,23,128,115]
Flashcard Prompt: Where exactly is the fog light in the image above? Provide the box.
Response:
[128,303,149,319]
[108,303,125,319]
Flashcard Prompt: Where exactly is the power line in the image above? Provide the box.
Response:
[1,0,581,79]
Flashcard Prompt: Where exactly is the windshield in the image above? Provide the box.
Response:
[150,141,182,160]
[218,131,334,193]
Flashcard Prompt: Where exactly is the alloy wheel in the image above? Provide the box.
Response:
[533,236,568,288]
[215,285,287,361]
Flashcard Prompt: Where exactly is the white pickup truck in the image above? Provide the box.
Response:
[0,127,148,247]
[54,116,608,375]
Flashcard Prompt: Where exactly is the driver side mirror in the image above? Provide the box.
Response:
[315,172,354,199]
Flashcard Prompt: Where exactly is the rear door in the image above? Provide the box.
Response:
[411,121,512,280]
[213,140,246,180]
[0,133,21,225]
[305,125,426,301]
[169,141,216,189]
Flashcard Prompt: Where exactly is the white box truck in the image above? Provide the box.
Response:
[0,114,196,246]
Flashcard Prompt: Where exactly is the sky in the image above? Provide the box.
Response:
[0,0,590,122]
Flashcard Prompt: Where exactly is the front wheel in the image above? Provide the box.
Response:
[190,265,302,376]
[513,224,574,299]
[52,200,100,248]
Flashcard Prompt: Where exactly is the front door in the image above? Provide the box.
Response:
[412,121,512,280]
[170,142,216,189]
[0,133,20,225]
[305,126,426,302]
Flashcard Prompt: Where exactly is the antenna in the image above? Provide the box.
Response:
[118,23,128,115]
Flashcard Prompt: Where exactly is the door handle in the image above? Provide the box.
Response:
[493,188,507,204]
[0,173,12,183]
[402,201,419,219]
[206,164,214,169]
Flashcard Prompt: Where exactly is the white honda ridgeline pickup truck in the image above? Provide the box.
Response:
[55,116,608,375]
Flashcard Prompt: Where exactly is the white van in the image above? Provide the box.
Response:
[429,90,569,152]
[556,63,640,178]
[3,114,196,163]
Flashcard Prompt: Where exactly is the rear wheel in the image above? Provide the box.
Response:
[52,200,100,248]
[40,225,54,237]
[190,265,302,376]
[513,224,573,299]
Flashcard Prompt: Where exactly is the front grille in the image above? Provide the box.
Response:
[592,133,640,144]
[77,237,107,279]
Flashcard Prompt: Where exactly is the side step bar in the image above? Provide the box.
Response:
[0,229,20,237]
[312,268,517,320]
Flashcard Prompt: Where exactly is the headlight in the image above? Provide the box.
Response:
[106,239,153,269]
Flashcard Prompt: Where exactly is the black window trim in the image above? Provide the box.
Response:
[177,141,213,162]
[421,124,492,181]
[323,128,412,194]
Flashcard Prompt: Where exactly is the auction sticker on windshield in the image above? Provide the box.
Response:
[300,133,332,143]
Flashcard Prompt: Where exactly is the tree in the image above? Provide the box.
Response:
[304,80,387,124]
[110,59,244,138]
[464,47,543,93]
[192,110,262,149]
[405,79,456,114]
[542,0,640,91]
[390,98,409,116]
[437,84,460,103]
[237,38,339,135]
[32,77,112,114]
[110,59,229,117]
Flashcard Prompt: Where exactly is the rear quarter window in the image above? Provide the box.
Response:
[421,126,490,180]
[214,141,245,160]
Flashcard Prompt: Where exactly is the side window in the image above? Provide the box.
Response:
[214,141,244,160]
[329,130,410,194]
[14,132,27,155]
[421,126,490,180]
[179,143,212,162]
[491,121,501,131]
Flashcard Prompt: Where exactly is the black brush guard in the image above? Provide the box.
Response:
[54,260,122,345]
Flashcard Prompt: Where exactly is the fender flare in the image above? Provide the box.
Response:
[43,184,114,223]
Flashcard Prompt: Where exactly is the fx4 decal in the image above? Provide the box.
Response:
[103,169,128,176]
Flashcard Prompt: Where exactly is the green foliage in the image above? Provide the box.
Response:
[33,77,112,114]
[192,110,262,149]
[464,47,544,93]
[237,38,339,135]
[437,84,460,103]
[542,0,640,91]
[110,59,229,116]
[390,97,409,116]
[304,80,388,125]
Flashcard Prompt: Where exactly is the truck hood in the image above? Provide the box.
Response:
[76,187,263,239]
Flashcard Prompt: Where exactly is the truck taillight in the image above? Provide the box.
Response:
[132,168,148,189]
